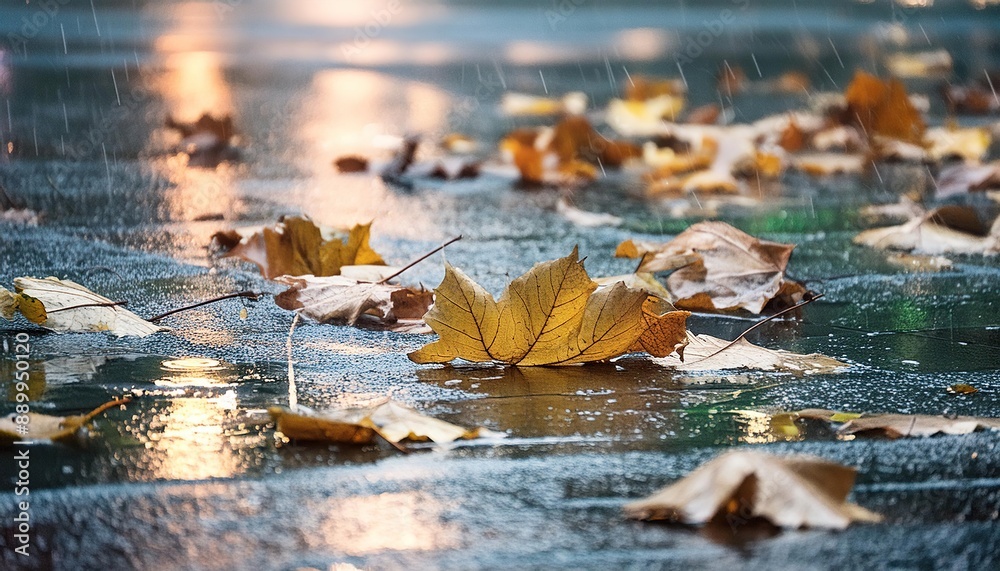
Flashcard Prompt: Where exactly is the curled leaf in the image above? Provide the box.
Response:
[269,400,498,445]
[853,206,1000,255]
[275,275,432,332]
[0,397,130,446]
[794,409,1000,438]
[12,277,165,337]
[616,222,807,314]
[653,333,847,375]
[623,451,881,530]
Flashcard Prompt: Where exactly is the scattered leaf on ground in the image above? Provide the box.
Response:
[794,409,1000,438]
[653,333,847,375]
[7,277,165,337]
[334,155,370,173]
[556,197,622,227]
[500,91,587,116]
[165,113,239,167]
[616,222,808,314]
[269,400,499,444]
[275,275,433,332]
[593,272,672,300]
[844,70,925,144]
[854,205,1000,255]
[623,450,881,530]
[211,217,386,279]
[0,397,130,446]
[792,153,864,176]
[947,383,978,395]
[935,162,1000,198]
[409,248,689,366]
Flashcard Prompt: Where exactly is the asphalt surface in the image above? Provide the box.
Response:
[2,1,1000,569]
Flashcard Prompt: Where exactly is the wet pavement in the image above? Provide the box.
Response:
[2,1,1000,569]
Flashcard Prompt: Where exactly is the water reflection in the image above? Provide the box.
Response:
[290,69,444,238]
[417,361,753,443]
[316,492,458,555]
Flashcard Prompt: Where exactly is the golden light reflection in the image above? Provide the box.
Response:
[290,69,444,239]
[155,51,233,123]
[318,493,459,555]
[144,392,246,480]
[161,357,226,371]
[150,15,241,225]
[734,410,802,444]
[298,340,385,356]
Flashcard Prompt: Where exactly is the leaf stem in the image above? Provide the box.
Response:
[80,396,132,423]
[147,291,261,323]
[47,300,129,314]
[694,293,825,363]
[378,235,463,284]
[287,313,300,412]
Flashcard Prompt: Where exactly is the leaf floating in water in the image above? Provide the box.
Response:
[269,400,501,445]
[0,397,131,446]
[409,248,689,366]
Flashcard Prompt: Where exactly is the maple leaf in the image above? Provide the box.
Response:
[0,397,130,446]
[3,278,166,337]
[623,450,881,530]
[211,216,386,279]
[616,222,808,314]
[652,333,848,375]
[274,275,433,333]
[408,248,689,366]
[844,70,925,144]
[269,400,499,445]
[854,205,1000,255]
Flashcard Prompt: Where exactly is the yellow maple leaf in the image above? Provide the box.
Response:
[845,70,925,144]
[213,217,386,279]
[409,248,687,366]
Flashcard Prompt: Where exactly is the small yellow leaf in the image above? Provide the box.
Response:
[946,383,978,395]
[212,217,386,279]
[16,293,47,324]
[239,307,249,320]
